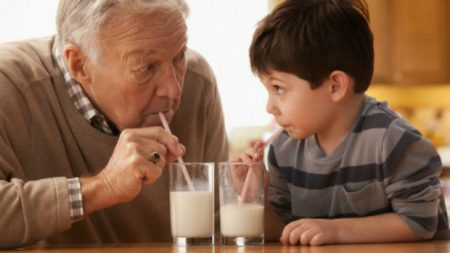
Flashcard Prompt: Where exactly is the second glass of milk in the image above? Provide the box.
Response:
[169,162,214,246]
[219,162,265,246]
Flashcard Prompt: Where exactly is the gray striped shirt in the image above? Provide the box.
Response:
[268,96,450,239]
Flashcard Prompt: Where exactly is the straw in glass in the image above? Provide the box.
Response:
[158,112,195,191]
[239,127,284,204]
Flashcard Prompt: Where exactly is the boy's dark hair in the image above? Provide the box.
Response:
[249,0,373,93]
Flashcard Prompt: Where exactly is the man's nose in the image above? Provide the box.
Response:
[156,65,182,99]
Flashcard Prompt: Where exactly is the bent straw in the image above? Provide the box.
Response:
[158,112,195,191]
[239,127,284,204]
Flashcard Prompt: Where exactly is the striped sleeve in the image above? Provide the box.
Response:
[382,119,446,239]
[267,145,292,224]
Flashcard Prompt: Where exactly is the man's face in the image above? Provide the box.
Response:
[82,10,188,130]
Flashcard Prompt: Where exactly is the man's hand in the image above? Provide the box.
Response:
[81,127,184,214]
[280,218,338,246]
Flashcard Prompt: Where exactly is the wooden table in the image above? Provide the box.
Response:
[5,241,450,253]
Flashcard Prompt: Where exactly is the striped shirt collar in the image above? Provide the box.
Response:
[52,43,116,135]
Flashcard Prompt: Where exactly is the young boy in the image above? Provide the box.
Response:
[238,0,450,246]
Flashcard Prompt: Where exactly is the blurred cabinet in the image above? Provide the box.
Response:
[269,0,450,84]
[368,0,450,84]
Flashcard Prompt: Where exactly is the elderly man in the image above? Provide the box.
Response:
[0,0,228,248]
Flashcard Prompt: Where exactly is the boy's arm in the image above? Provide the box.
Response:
[281,120,447,246]
[266,144,292,241]
[334,213,420,243]
[382,120,445,239]
[267,145,292,223]
[280,212,420,245]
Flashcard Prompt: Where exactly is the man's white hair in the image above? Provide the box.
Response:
[56,0,189,63]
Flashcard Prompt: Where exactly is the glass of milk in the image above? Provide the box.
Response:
[219,162,265,246]
[169,162,215,246]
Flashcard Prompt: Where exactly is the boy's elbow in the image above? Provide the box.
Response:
[401,215,438,241]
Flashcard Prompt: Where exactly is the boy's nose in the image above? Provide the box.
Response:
[266,99,279,115]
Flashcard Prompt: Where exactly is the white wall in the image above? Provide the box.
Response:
[0,0,272,133]
[0,0,58,43]
[185,1,271,133]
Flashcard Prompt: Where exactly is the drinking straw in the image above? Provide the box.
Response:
[239,127,284,204]
[158,112,195,191]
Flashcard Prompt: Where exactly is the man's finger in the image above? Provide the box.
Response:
[124,127,183,157]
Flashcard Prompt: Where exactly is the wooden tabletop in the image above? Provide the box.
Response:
[6,241,450,253]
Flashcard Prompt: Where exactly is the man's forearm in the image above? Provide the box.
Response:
[333,213,421,243]
[80,174,115,214]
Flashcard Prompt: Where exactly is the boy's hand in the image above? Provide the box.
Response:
[280,218,338,246]
[228,140,267,202]
[231,140,265,163]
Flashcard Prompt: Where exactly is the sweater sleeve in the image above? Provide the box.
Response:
[0,71,72,248]
[382,119,446,239]
[203,69,229,163]
[0,177,72,249]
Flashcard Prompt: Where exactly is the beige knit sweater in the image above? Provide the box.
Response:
[0,37,228,248]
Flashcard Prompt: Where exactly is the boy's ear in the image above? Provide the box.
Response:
[63,43,92,87]
[327,70,353,102]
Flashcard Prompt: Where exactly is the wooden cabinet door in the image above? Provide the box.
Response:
[389,0,449,83]
[356,0,449,83]
[271,0,450,84]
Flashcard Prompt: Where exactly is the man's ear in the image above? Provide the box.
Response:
[327,70,353,102]
[63,43,91,86]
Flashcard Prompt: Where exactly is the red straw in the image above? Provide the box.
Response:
[158,112,195,191]
[239,127,284,204]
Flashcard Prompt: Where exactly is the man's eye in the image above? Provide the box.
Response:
[138,64,155,73]
[174,52,186,64]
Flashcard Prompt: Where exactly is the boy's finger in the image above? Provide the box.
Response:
[240,154,253,163]
[299,229,314,245]
[254,141,265,151]
[310,233,325,246]
[280,219,303,245]
[252,151,264,161]
[280,222,294,245]
[230,156,243,163]
[244,148,256,156]
[180,144,186,155]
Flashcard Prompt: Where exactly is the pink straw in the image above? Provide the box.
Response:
[158,112,195,191]
[239,127,284,204]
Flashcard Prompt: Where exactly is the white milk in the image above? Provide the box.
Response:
[220,203,264,237]
[170,191,214,237]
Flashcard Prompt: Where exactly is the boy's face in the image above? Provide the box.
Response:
[260,70,336,140]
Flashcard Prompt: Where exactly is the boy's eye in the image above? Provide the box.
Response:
[273,85,285,95]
